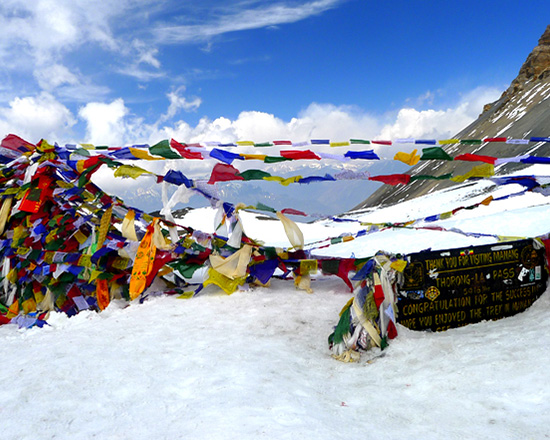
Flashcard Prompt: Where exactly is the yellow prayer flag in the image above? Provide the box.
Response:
[0,197,12,236]
[264,175,302,186]
[390,260,408,272]
[300,259,318,275]
[73,230,88,245]
[97,206,112,249]
[129,147,163,161]
[76,160,86,174]
[111,257,130,270]
[6,300,19,318]
[113,165,153,179]
[22,298,37,314]
[394,149,420,166]
[177,291,195,299]
[121,210,138,241]
[439,139,460,145]
[78,255,93,268]
[330,142,350,147]
[89,270,103,282]
[203,267,246,295]
[451,164,494,183]
[497,235,526,242]
[209,245,253,280]
[236,141,255,146]
[241,154,267,161]
[7,268,18,283]
[276,211,304,250]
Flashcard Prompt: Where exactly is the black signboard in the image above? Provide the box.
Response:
[397,239,548,331]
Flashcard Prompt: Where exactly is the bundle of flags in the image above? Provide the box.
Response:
[0,135,375,328]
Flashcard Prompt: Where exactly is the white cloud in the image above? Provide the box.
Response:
[378,86,502,141]
[152,103,380,145]
[0,92,76,142]
[34,64,80,91]
[74,86,502,156]
[154,0,343,44]
[78,98,132,146]
[133,39,161,68]
[0,0,121,64]
[0,1,160,93]
[159,87,202,122]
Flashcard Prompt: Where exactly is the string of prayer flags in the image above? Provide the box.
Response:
[2,131,550,330]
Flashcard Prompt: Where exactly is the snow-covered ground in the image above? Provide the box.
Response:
[1,176,550,439]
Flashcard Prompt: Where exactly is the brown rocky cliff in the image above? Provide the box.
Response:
[506,24,550,96]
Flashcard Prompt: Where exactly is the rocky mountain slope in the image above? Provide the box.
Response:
[355,24,550,210]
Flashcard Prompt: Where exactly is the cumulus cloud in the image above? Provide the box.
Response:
[74,87,500,150]
[378,87,502,141]
[0,92,75,142]
[78,98,133,146]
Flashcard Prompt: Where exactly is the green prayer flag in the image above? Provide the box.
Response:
[350,139,371,144]
[264,156,293,163]
[238,169,271,181]
[460,139,483,145]
[169,261,203,279]
[331,304,352,345]
[73,148,91,157]
[263,247,278,260]
[254,142,273,147]
[255,202,277,213]
[149,140,181,159]
[420,147,453,161]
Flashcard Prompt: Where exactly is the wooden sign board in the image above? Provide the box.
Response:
[397,239,548,331]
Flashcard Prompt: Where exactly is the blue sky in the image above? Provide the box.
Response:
[0,0,549,146]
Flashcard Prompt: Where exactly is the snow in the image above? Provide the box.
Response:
[2,176,550,439]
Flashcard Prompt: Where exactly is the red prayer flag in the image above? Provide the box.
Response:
[273,140,292,145]
[281,208,307,216]
[483,137,507,143]
[371,140,392,145]
[387,319,398,339]
[170,139,203,160]
[369,174,411,185]
[337,259,357,292]
[454,153,497,164]
[208,163,244,184]
[280,150,321,160]
[373,283,385,308]
[1,134,35,153]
